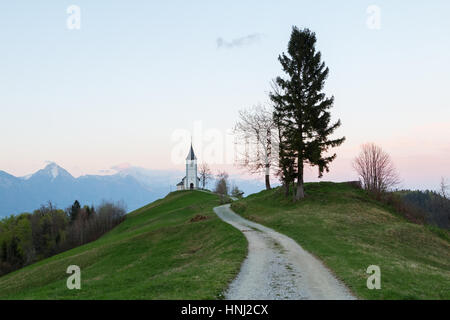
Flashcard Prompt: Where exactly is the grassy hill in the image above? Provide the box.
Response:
[0,191,246,299]
[231,182,450,300]
[1,182,448,300]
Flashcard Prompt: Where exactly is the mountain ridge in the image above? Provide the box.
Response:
[0,163,157,217]
[0,163,266,217]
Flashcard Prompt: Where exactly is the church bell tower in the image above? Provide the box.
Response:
[184,143,199,190]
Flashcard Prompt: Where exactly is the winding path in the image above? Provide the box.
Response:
[214,204,356,300]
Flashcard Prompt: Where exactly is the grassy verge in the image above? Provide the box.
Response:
[0,191,246,299]
[231,182,450,300]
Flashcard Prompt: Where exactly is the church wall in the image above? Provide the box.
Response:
[185,160,198,189]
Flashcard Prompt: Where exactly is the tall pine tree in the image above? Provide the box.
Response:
[271,27,345,201]
[70,200,81,222]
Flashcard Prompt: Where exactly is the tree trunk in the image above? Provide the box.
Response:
[292,182,296,201]
[295,160,305,201]
[265,164,271,190]
[265,174,271,190]
[284,183,289,197]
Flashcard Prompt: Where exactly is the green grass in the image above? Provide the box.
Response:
[0,191,247,299]
[231,182,450,300]
[2,183,448,300]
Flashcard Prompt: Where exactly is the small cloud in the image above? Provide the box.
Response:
[111,163,132,171]
[98,169,115,175]
[217,33,264,49]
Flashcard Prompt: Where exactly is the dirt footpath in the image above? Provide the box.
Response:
[214,204,356,300]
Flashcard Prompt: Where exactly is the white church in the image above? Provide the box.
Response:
[176,144,200,191]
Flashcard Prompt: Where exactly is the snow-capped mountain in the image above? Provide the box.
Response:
[25,163,75,186]
[0,163,161,217]
[28,162,74,181]
[0,163,267,218]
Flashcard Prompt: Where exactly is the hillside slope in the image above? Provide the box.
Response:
[0,191,246,299]
[231,182,450,300]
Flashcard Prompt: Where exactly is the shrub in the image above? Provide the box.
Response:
[231,202,247,214]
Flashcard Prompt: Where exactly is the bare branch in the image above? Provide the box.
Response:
[353,143,400,194]
[233,103,278,189]
[198,162,212,190]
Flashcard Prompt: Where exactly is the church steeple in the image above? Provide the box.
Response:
[176,140,200,191]
[186,143,197,160]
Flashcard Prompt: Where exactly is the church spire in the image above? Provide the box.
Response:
[186,142,197,161]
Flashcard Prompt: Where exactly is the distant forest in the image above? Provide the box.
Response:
[398,190,450,229]
[0,201,126,276]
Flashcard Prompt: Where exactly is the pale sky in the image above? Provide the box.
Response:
[0,1,449,190]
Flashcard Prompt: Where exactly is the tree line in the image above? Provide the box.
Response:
[0,200,126,276]
[400,189,450,229]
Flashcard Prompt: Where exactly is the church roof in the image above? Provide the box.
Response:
[186,144,197,160]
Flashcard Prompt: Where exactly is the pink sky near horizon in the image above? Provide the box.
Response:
[2,121,448,192]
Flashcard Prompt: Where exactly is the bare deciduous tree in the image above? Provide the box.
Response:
[214,171,230,204]
[214,171,229,196]
[353,143,400,194]
[234,104,278,190]
[198,162,212,190]
[230,184,244,199]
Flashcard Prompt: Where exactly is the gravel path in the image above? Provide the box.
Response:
[214,204,356,300]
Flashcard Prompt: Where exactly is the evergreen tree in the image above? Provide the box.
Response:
[270,27,345,200]
[70,200,81,222]
[273,109,296,197]
[1,241,7,262]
